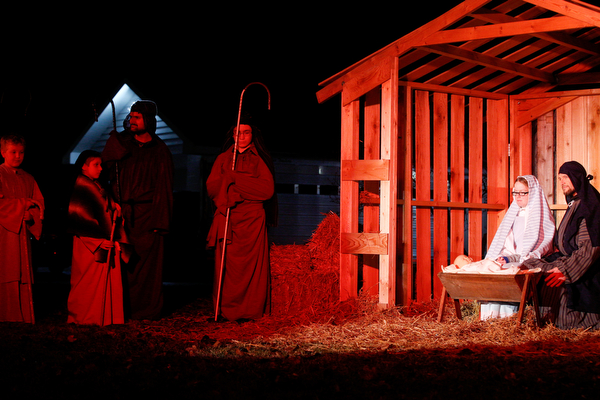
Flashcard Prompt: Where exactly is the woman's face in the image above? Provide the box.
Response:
[512,180,529,208]
[235,124,253,152]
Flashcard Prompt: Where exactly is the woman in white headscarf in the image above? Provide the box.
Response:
[480,175,556,319]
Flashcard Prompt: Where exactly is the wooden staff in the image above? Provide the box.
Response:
[214,82,271,321]
[101,210,119,324]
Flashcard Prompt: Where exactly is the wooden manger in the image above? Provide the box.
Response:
[437,271,542,327]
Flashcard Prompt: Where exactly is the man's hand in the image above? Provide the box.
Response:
[545,267,566,287]
[100,240,115,250]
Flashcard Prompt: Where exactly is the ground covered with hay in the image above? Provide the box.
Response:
[2,293,600,400]
[2,213,600,399]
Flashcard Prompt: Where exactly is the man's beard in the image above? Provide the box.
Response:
[130,125,147,135]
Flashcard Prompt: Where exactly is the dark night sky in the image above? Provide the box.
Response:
[2,4,463,170]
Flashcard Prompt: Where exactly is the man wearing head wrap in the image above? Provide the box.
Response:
[523,161,600,330]
[101,100,173,321]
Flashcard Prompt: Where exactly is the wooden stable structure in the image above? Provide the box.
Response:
[317,0,600,307]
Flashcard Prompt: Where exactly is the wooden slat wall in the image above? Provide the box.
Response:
[339,72,398,308]
[433,92,449,301]
[414,90,431,302]
[450,95,466,267]
[468,97,484,262]
[528,94,600,225]
[412,90,509,302]
[363,88,382,297]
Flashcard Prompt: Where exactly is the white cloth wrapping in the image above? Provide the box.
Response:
[442,259,522,274]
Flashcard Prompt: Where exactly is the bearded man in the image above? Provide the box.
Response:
[524,161,600,330]
[102,100,173,320]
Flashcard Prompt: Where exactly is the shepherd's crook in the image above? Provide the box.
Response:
[214,82,271,321]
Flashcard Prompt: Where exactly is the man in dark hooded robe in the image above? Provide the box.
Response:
[101,100,173,320]
[524,161,600,330]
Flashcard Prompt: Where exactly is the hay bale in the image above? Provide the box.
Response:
[270,212,340,317]
[307,211,340,271]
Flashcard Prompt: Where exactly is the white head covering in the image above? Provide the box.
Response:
[485,175,555,262]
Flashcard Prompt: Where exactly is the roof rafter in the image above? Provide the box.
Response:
[421,44,556,82]
[317,0,600,105]
[316,0,492,103]
[422,16,593,46]
[523,0,600,28]
[470,7,600,55]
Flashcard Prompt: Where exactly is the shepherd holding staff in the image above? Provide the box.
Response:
[206,83,276,322]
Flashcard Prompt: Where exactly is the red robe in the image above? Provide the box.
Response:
[67,174,127,325]
[0,163,44,323]
[207,144,274,321]
[68,237,125,325]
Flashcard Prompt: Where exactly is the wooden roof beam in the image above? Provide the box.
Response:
[470,7,600,56]
[421,44,556,83]
[557,71,600,85]
[422,16,594,46]
[523,0,600,28]
[316,0,492,104]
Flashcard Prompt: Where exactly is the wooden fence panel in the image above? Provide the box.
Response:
[432,92,449,299]
[450,95,465,264]
[415,90,432,302]
[468,97,484,261]
[409,90,508,301]
[363,89,381,297]
[486,99,509,247]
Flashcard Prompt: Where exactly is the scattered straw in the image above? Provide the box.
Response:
[270,212,340,317]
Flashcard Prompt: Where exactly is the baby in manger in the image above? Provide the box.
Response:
[442,175,555,320]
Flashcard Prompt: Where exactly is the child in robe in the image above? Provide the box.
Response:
[66,150,129,325]
[0,134,44,323]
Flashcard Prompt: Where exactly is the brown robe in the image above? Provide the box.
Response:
[0,163,44,323]
[525,200,600,330]
[207,144,274,321]
[102,130,173,320]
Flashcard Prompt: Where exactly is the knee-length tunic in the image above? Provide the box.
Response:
[206,144,274,321]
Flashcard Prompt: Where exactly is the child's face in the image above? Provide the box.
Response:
[1,143,25,168]
[82,157,102,180]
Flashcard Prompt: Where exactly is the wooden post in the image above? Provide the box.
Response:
[450,95,465,263]
[340,99,360,301]
[433,92,449,299]
[398,83,412,306]
[415,90,432,302]
[363,88,382,298]
[379,57,399,307]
